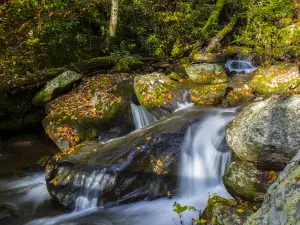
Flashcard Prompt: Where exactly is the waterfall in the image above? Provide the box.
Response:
[130,102,157,129]
[175,90,194,111]
[225,57,257,74]
[179,109,235,196]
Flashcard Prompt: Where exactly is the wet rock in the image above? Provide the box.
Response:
[0,203,21,221]
[185,63,228,84]
[45,107,211,209]
[200,196,255,225]
[134,72,179,117]
[222,88,255,107]
[226,96,300,170]
[250,63,300,95]
[245,152,300,225]
[223,161,272,202]
[33,71,82,105]
[190,84,227,105]
[43,74,134,151]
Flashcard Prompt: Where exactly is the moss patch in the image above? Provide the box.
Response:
[190,84,226,105]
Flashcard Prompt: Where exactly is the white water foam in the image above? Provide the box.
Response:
[225,58,258,74]
[130,102,157,129]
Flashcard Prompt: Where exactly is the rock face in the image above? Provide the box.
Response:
[134,73,179,116]
[45,106,209,209]
[185,63,228,84]
[43,74,133,151]
[223,161,271,202]
[245,152,300,225]
[190,84,227,105]
[226,96,300,170]
[200,196,255,225]
[33,71,82,105]
[250,63,300,95]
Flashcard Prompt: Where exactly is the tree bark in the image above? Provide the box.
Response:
[107,0,119,48]
[205,15,239,53]
[201,0,226,34]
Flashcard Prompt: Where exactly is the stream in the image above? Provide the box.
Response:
[0,105,235,225]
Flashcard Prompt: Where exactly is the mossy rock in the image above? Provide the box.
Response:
[185,63,228,84]
[200,195,255,225]
[278,22,300,46]
[223,161,271,202]
[244,153,300,225]
[33,70,82,105]
[43,74,133,151]
[190,84,227,105]
[222,89,255,107]
[167,72,184,81]
[134,73,179,115]
[249,63,300,95]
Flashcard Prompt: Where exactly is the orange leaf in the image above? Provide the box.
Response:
[145,136,152,141]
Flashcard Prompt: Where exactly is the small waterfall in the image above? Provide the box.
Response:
[225,57,257,74]
[179,109,235,196]
[175,90,194,111]
[130,102,157,129]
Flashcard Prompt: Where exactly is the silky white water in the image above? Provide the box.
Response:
[130,102,157,129]
[225,58,258,74]
[176,90,194,111]
[1,107,236,225]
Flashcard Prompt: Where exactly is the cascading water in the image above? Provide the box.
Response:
[176,90,194,111]
[5,107,236,225]
[130,102,157,129]
[225,57,258,74]
[179,109,235,197]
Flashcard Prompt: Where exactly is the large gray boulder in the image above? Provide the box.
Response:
[226,96,300,170]
[245,152,300,225]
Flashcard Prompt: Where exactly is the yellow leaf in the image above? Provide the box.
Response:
[157,160,163,167]
[192,219,207,223]
[253,205,257,210]
[145,136,152,141]
[236,208,244,214]
[136,146,141,150]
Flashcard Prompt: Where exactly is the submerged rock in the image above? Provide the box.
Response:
[33,71,82,105]
[134,73,179,117]
[226,96,300,170]
[250,63,300,95]
[190,84,227,105]
[223,161,272,202]
[45,107,211,209]
[43,74,133,151]
[245,152,300,225]
[185,63,228,84]
[200,195,255,225]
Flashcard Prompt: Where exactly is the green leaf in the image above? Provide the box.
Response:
[173,203,188,214]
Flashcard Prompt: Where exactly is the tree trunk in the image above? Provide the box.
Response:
[201,0,226,34]
[107,0,119,48]
[205,15,239,53]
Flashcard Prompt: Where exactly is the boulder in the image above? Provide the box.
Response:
[185,63,228,84]
[278,22,300,46]
[134,73,179,117]
[33,70,82,105]
[190,84,227,105]
[222,88,255,107]
[43,74,133,151]
[226,96,300,170]
[245,152,300,225]
[45,106,210,209]
[250,63,300,95]
[200,195,255,225]
[223,161,272,202]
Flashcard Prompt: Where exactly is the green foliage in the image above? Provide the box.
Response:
[234,0,294,56]
[0,0,110,76]
[172,202,202,225]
